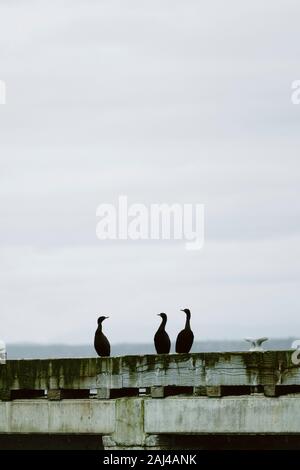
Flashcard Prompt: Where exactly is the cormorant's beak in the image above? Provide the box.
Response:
[105,316,109,319]
[180,309,185,312]
[157,314,161,316]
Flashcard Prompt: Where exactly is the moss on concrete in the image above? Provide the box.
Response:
[0,351,297,393]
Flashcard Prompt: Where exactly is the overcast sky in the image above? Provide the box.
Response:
[0,0,300,344]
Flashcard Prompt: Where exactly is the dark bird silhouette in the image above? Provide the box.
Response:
[154,313,171,354]
[94,316,110,357]
[175,308,194,353]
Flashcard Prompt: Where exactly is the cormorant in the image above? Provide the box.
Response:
[175,308,194,353]
[94,316,110,357]
[154,313,171,354]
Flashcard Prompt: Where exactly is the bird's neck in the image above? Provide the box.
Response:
[159,317,167,331]
[97,324,103,333]
[185,316,191,330]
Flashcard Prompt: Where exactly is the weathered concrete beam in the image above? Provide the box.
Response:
[0,352,298,394]
[0,399,115,434]
[2,395,300,440]
[145,396,300,434]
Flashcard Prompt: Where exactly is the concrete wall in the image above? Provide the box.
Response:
[145,396,300,434]
[2,396,300,449]
[1,351,299,392]
[0,400,114,434]
[1,353,300,449]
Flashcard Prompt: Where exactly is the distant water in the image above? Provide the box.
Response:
[6,338,296,359]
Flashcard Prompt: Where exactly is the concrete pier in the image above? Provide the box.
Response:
[1,351,300,449]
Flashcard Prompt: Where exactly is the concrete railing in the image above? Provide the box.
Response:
[0,351,299,400]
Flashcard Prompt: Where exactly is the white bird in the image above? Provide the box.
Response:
[245,337,268,352]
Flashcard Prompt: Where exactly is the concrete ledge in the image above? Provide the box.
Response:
[1,351,299,392]
[0,400,115,434]
[145,396,300,434]
[2,396,300,441]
